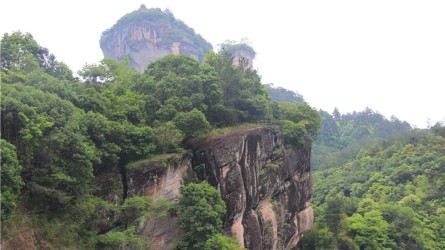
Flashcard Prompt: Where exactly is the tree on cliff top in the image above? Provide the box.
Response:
[219,39,257,58]
[273,102,321,146]
[266,83,305,104]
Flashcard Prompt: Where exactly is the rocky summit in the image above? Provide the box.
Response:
[100,5,212,72]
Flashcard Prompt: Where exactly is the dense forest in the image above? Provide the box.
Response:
[0,31,320,249]
[295,110,444,249]
[267,79,445,249]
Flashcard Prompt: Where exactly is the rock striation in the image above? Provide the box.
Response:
[100,5,212,72]
[128,126,314,249]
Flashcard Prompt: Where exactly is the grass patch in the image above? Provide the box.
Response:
[265,163,279,171]
[187,123,277,148]
[208,123,265,137]
[126,153,183,171]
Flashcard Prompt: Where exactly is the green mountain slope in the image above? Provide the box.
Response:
[298,125,445,249]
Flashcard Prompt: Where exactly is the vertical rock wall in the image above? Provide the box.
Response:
[194,126,314,249]
[126,157,193,250]
[127,126,313,249]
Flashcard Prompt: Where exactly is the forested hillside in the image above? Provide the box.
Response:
[297,125,445,249]
[266,83,305,104]
[3,30,443,250]
[312,108,412,171]
[267,83,445,250]
[0,31,320,249]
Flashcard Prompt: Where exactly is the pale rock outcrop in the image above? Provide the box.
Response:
[126,156,192,250]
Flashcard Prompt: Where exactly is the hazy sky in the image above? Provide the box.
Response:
[1,0,444,128]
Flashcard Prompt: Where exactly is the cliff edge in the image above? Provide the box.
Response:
[129,126,314,249]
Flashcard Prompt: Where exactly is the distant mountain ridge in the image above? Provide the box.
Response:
[100,5,212,72]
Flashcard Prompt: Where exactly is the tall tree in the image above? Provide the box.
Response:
[154,122,184,153]
[175,182,226,250]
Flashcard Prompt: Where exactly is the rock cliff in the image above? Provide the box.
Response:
[231,50,254,68]
[128,126,314,249]
[100,5,212,72]
[221,42,256,68]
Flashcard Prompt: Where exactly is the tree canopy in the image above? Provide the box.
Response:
[175,182,227,250]
[298,125,445,249]
[1,31,321,248]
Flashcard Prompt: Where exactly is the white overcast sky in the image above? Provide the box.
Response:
[1,0,444,128]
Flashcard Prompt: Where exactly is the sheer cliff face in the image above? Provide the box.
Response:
[127,126,313,250]
[194,127,314,249]
[100,6,212,72]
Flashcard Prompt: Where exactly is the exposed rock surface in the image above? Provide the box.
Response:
[100,5,212,72]
[194,126,314,249]
[221,42,256,68]
[128,126,314,249]
[231,50,254,68]
[0,217,37,250]
[126,155,193,250]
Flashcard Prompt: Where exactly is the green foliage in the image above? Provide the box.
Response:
[265,83,305,104]
[219,39,256,58]
[280,119,306,145]
[173,108,210,137]
[316,110,340,148]
[1,30,323,248]
[1,31,74,82]
[1,84,97,214]
[296,219,334,249]
[154,122,184,153]
[145,55,217,123]
[265,162,279,171]
[272,102,321,146]
[27,196,117,249]
[301,127,445,249]
[96,226,144,250]
[35,216,95,248]
[204,234,241,250]
[0,139,24,222]
[348,210,393,249]
[119,196,151,227]
[312,107,413,171]
[175,182,227,250]
[145,54,201,80]
[203,50,271,125]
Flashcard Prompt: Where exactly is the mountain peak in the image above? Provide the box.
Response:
[100,7,212,72]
